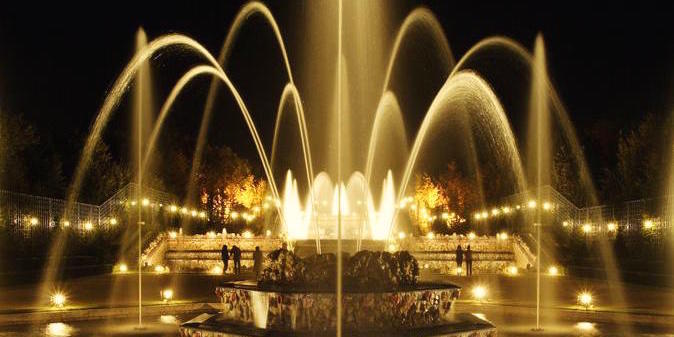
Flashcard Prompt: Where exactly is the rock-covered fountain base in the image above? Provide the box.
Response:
[180,250,495,336]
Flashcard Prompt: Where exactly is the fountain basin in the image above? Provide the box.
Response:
[178,281,494,336]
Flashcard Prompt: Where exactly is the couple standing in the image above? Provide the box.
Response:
[455,244,473,276]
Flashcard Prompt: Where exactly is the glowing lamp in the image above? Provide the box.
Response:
[109,218,117,225]
[426,232,435,239]
[84,222,93,231]
[210,266,223,275]
[606,222,617,231]
[468,232,476,240]
[161,289,173,302]
[398,232,406,239]
[29,217,39,226]
[50,291,67,308]
[527,200,537,209]
[142,198,150,207]
[578,291,593,309]
[456,267,463,275]
[266,230,272,237]
[180,207,188,215]
[168,231,178,239]
[169,205,178,213]
[643,219,654,229]
[547,265,559,276]
[472,285,487,301]
[507,265,518,275]
[491,208,500,216]
[474,213,481,220]
[154,265,168,274]
[242,230,253,239]
[207,231,216,239]
[62,220,70,227]
[543,202,551,210]
[117,263,128,273]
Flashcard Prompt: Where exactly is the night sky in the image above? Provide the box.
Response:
[0,1,672,185]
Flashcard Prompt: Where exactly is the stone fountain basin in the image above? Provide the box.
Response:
[209,280,467,333]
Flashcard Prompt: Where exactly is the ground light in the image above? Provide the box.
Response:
[456,267,463,276]
[471,285,487,301]
[578,291,593,309]
[575,322,595,332]
[161,289,173,302]
[210,265,224,275]
[547,265,559,276]
[50,291,67,308]
[507,265,518,276]
[116,263,128,273]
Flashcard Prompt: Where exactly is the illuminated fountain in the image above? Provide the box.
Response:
[32,0,632,335]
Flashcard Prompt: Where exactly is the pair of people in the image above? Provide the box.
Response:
[221,244,264,277]
[221,244,242,275]
[455,244,473,276]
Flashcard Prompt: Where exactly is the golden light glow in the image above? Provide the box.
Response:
[209,266,223,275]
[180,207,188,215]
[29,217,39,226]
[387,243,398,252]
[84,222,93,231]
[266,229,272,237]
[527,200,537,208]
[154,265,168,274]
[472,285,487,300]
[474,213,481,220]
[542,201,551,210]
[242,230,253,239]
[502,206,511,214]
[207,231,216,239]
[575,322,595,331]
[456,267,463,275]
[191,209,198,217]
[198,211,207,218]
[606,222,617,231]
[161,288,173,302]
[578,291,593,308]
[468,232,476,240]
[582,224,592,233]
[62,220,70,227]
[46,322,73,336]
[398,232,407,239]
[426,232,435,239]
[491,208,500,216]
[169,205,178,213]
[109,218,118,225]
[50,291,67,308]
[168,231,178,239]
[116,263,128,273]
[643,219,654,229]
[441,212,449,220]
[547,265,559,276]
[231,211,239,219]
[562,221,569,227]
[142,198,150,207]
[507,265,518,275]
[497,232,508,240]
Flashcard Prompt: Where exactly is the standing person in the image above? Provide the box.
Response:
[221,244,229,274]
[253,246,263,278]
[455,245,464,276]
[231,245,242,275]
[465,245,473,277]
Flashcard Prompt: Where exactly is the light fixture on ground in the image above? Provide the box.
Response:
[507,265,518,276]
[578,291,593,309]
[471,285,487,301]
[547,265,559,276]
[50,291,67,308]
[161,289,173,302]
[116,263,128,273]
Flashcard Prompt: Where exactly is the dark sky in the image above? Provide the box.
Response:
[0,1,672,184]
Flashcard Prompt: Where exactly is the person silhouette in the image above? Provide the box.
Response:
[465,245,473,277]
[231,245,242,275]
[221,244,229,274]
[455,245,464,276]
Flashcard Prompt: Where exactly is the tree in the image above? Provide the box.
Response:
[412,174,447,233]
[197,144,267,231]
[0,109,65,196]
[437,163,480,225]
[552,144,587,206]
[601,113,668,202]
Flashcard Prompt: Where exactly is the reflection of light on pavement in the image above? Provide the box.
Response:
[159,315,179,324]
[575,321,595,332]
[46,322,74,336]
[472,313,487,321]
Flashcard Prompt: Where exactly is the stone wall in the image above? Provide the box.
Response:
[144,232,535,274]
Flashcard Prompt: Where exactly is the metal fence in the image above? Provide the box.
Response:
[0,183,176,235]
[494,185,673,235]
